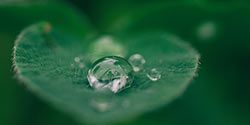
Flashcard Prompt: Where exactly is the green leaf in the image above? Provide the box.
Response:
[13,22,199,123]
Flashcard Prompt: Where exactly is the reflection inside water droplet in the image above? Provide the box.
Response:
[146,68,161,81]
[128,54,146,72]
[87,56,134,93]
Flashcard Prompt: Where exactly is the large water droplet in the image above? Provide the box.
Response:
[128,54,146,72]
[146,68,161,81]
[87,56,134,93]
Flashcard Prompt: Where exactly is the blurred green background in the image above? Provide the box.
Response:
[1,0,250,125]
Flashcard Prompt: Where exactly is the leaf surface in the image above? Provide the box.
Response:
[13,22,199,123]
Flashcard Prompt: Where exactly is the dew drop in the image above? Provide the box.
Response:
[87,56,134,93]
[128,54,146,72]
[74,57,80,63]
[146,68,161,81]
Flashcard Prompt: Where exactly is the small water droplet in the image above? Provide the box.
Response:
[71,63,74,67]
[146,68,161,81]
[87,56,134,93]
[74,57,80,63]
[128,54,146,72]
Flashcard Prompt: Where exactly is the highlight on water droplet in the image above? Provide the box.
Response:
[87,56,134,93]
[146,68,161,81]
[128,54,146,72]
